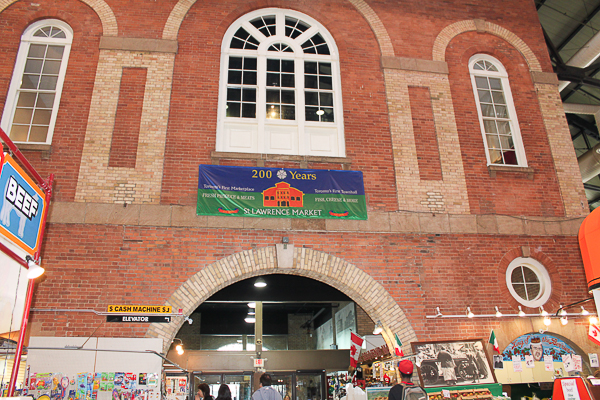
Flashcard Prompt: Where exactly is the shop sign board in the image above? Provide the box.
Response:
[107,305,172,314]
[197,165,367,220]
[0,152,46,257]
[501,333,577,362]
[106,315,171,323]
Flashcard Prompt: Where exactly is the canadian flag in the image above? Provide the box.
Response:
[589,323,600,346]
[350,332,364,367]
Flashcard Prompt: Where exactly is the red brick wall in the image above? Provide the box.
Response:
[409,86,443,181]
[161,0,398,212]
[446,32,565,216]
[0,0,102,201]
[109,67,147,168]
[31,224,589,342]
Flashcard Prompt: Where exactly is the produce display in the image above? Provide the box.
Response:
[428,388,493,400]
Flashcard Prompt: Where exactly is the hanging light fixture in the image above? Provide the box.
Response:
[254,278,267,288]
[173,338,184,355]
[373,320,383,335]
[539,306,548,317]
[26,256,44,279]
[467,307,474,318]
[435,307,443,317]
[518,306,526,317]
[581,306,590,316]
[495,306,502,318]
[559,305,567,317]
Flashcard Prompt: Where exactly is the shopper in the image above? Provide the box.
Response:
[387,360,426,400]
[216,384,232,400]
[252,373,282,400]
[198,384,213,400]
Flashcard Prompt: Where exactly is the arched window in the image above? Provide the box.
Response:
[1,19,73,144]
[217,9,345,157]
[469,54,526,166]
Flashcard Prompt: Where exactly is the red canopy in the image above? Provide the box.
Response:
[579,207,600,291]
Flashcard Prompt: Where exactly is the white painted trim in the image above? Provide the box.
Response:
[505,257,552,308]
[469,54,527,167]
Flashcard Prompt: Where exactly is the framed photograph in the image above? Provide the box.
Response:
[366,386,392,400]
[411,339,496,388]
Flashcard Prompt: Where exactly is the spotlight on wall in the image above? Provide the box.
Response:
[467,307,474,318]
[495,306,502,318]
[26,256,44,279]
[254,277,267,288]
[173,338,184,355]
[435,307,443,318]
[184,316,193,325]
[581,306,590,316]
[540,306,548,317]
[543,316,552,326]
[560,316,568,326]
[518,306,526,317]
[559,305,567,317]
[590,316,599,325]
[373,320,383,335]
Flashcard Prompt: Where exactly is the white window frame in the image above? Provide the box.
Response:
[1,19,73,144]
[216,8,345,157]
[505,257,551,307]
[469,54,527,167]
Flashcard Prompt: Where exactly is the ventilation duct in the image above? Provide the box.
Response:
[579,143,600,183]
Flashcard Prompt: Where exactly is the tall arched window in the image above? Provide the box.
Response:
[1,19,73,144]
[469,54,527,166]
[217,9,345,157]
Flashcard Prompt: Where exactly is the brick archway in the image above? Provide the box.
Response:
[146,246,417,354]
[0,0,118,36]
[432,19,542,72]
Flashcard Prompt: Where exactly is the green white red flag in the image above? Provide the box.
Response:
[489,330,500,354]
[394,333,404,356]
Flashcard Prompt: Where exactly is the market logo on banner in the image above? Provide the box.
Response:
[197,165,367,220]
[501,333,576,362]
[0,153,46,256]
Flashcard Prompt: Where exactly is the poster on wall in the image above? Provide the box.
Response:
[197,165,367,220]
[502,333,577,362]
[411,339,496,388]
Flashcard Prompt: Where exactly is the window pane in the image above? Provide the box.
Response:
[282,60,294,73]
[281,105,295,120]
[16,92,37,107]
[305,62,317,74]
[305,92,318,105]
[495,105,508,118]
[242,88,256,102]
[281,74,294,87]
[483,120,497,133]
[319,76,332,90]
[305,75,318,89]
[267,59,279,72]
[243,71,256,85]
[228,70,242,84]
[305,106,319,121]
[9,125,29,142]
[526,283,540,299]
[497,121,511,135]
[486,134,500,149]
[28,44,46,58]
[229,57,242,69]
[226,102,241,117]
[320,92,333,106]
[480,104,494,117]
[492,91,506,104]
[29,125,49,142]
[32,109,51,125]
[46,45,64,59]
[489,77,502,90]
[267,73,280,87]
[267,104,280,119]
[51,28,66,39]
[21,74,40,89]
[319,63,332,75]
[511,267,524,283]
[281,90,295,104]
[489,149,503,164]
[499,135,514,150]
[513,283,527,300]
[24,59,43,74]
[266,89,280,103]
[39,75,58,90]
[244,57,257,70]
[322,108,334,122]
[475,76,489,89]
[230,37,244,49]
[13,108,33,124]
[227,88,241,101]
[478,89,492,103]
[242,103,256,118]
[503,150,518,165]
[43,60,62,74]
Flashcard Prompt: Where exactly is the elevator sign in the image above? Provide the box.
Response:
[0,152,46,256]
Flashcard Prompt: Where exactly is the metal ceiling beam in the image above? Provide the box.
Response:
[556,4,600,52]
[566,114,600,141]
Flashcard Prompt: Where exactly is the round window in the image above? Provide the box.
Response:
[506,257,551,307]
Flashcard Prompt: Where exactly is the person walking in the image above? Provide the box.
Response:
[388,360,426,400]
[216,384,232,400]
[252,374,282,400]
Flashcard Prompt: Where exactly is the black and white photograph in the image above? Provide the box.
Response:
[412,340,496,388]
[493,355,504,370]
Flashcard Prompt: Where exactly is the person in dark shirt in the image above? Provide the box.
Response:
[388,360,421,400]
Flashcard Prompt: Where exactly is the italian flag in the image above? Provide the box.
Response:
[394,333,404,357]
[489,330,500,354]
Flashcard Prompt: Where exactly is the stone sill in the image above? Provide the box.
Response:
[2,143,52,159]
[488,164,534,179]
[210,151,352,169]
[47,202,585,237]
